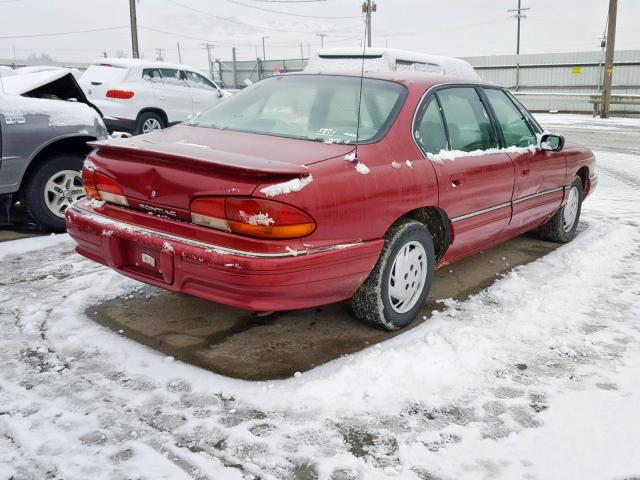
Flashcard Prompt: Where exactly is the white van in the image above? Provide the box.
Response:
[305,47,480,81]
[80,59,224,135]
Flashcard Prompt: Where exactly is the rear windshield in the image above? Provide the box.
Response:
[190,75,407,144]
[81,65,128,83]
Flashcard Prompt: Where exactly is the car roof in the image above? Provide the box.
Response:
[89,58,200,72]
[283,70,492,91]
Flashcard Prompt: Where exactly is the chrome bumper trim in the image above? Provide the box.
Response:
[70,206,362,258]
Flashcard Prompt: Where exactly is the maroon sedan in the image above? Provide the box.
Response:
[66,72,597,330]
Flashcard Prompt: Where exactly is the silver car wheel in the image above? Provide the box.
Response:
[142,118,162,133]
[44,169,84,218]
[388,240,428,314]
[563,185,580,232]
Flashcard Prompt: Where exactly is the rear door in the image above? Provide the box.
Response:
[184,71,223,115]
[153,68,193,123]
[483,87,566,230]
[414,86,515,261]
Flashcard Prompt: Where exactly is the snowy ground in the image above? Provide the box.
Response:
[2,139,640,478]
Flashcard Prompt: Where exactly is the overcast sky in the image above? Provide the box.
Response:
[1,0,639,69]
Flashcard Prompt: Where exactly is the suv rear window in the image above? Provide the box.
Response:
[82,65,128,83]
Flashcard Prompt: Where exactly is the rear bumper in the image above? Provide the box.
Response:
[103,116,136,134]
[65,204,382,311]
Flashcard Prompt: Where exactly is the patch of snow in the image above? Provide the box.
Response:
[238,210,274,226]
[176,140,209,149]
[161,242,174,254]
[344,152,357,161]
[355,162,370,174]
[82,159,97,171]
[405,159,414,169]
[427,145,537,163]
[391,161,402,169]
[260,175,313,198]
[0,94,102,128]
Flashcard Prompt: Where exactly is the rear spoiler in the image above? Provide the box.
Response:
[88,140,310,176]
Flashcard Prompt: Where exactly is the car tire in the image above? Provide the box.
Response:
[20,152,86,232]
[135,111,165,135]
[352,218,435,331]
[537,176,583,243]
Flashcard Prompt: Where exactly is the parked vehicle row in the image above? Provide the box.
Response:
[65,70,597,329]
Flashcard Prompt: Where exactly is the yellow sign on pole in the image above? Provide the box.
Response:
[571,66,582,74]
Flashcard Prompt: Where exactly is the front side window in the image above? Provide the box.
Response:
[190,75,407,143]
[436,87,498,152]
[414,97,448,155]
[484,88,536,147]
[185,71,217,90]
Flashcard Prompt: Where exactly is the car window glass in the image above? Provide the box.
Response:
[191,75,406,143]
[484,88,536,147]
[185,71,217,90]
[158,69,185,86]
[414,98,448,155]
[142,68,162,82]
[436,87,498,152]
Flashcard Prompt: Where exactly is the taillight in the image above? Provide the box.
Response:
[95,172,128,206]
[191,197,315,239]
[106,89,135,99]
[82,167,128,207]
[82,167,100,200]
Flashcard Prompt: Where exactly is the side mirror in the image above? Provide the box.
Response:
[539,133,564,152]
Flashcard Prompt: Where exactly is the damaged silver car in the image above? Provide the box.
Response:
[0,68,107,231]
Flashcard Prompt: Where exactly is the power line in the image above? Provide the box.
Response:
[0,25,129,39]
[166,0,330,34]
[219,0,361,19]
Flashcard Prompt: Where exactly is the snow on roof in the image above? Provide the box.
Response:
[0,68,73,95]
[307,47,480,81]
[90,58,201,73]
[0,66,17,78]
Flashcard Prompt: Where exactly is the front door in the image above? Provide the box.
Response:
[184,71,223,116]
[483,88,566,230]
[414,86,516,262]
[154,68,194,123]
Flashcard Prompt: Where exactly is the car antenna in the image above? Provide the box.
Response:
[350,20,369,164]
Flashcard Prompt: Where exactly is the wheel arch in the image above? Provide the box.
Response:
[137,108,168,126]
[18,135,96,195]
[575,166,589,194]
[401,206,452,261]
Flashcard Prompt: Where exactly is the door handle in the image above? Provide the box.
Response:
[522,168,531,175]
[158,95,167,100]
[451,178,463,187]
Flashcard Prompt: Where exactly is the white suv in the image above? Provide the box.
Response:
[80,59,224,135]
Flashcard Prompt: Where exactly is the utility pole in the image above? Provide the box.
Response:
[232,47,238,88]
[508,0,530,91]
[177,42,182,63]
[300,43,304,60]
[316,33,327,48]
[361,1,377,47]
[129,0,140,59]
[155,48,165,62]
[262,36,269,61]
[601,0,618,119]
[201,43,215,80]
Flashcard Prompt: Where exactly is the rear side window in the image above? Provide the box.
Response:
[414,98,448,155]
[142,68,162,81]
[159,69,185,85]
[436,87,498,152]
[484,88,536,147]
